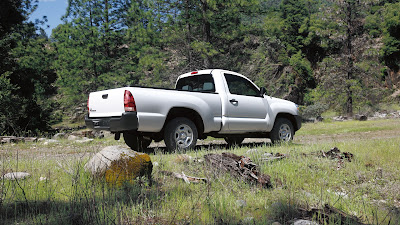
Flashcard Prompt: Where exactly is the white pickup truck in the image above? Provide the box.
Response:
[85,69,301,151]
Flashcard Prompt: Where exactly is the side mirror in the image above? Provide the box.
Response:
[259,87,266,97]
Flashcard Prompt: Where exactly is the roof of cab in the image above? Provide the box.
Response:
[177,69,246,80]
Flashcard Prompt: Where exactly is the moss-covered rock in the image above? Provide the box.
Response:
[85,145,152,185]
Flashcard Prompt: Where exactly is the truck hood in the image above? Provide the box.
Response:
[267,96,299,116]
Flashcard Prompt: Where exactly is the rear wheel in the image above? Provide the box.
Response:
[123,132,152,151]
[164,117,198,152]
[270,118,294,144]
[224,137,244,147]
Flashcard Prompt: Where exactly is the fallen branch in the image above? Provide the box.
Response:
[261,152,288,162]
[159,171,208,184]
[298,204,363,225]
[304,147,354,170]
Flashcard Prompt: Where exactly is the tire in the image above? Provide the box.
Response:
[270,118,294,144]
[224,137,244,147]
[123,132,152,151]
[164,117,198,152]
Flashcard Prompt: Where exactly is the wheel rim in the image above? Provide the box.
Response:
[278,124,292,141]
[174,124,194,148]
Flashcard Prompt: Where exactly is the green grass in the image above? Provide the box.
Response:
[1,119,400,224]
[296,119,400,136]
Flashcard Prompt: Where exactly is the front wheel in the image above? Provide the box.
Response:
[164,117,198,152]
[270,118,294,144]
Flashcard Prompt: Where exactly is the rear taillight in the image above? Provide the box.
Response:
[87,96,90,113]
[124,90,136,112]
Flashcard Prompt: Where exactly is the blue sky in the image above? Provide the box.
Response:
[29,0,68,36]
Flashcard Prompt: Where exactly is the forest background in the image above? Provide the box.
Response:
[0,0,399,136]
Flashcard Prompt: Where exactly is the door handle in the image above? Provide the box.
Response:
[229,99,238,104]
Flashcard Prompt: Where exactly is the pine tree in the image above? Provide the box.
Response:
[381,2,400,72]
[0,0,57,135]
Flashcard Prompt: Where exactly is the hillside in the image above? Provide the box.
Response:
[1,0,399,135]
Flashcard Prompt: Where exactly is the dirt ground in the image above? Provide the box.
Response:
[148,124,400,149]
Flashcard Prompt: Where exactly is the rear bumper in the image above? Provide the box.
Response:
[85,112,138,132]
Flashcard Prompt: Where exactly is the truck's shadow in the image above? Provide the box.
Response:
[144,140,275,154]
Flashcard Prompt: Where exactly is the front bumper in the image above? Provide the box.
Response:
[85,112,138,132]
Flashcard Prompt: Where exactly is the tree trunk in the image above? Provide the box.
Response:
[345,0,354,117]
[201,0,211,68]
[89,0,98,81]
[185,0,192,70]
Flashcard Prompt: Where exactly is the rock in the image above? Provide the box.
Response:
[39,177,47,181]
[37,138,47,142]
[2,172,31,180]
[0,136,24,143]
[376,167,383,179]
[243,217,254,223]
[0,137,12,144]
[75,137,93,143]
[246,148,258,154]
[93,130,105,139]
[81,130,94,138]
[315,116,324,122]
[292,219,319,225]
[327,189,348,199]
[272,222,282,225]
[53,133,67,139]
[175,154,192,163]
[354,114,367,121]
[373,112,387,119]
[24,137,37,142]
[236,199,247,208]
[333,116,348,121]
[68,135,80,141]
[43,139,59,145]
[85,145,152,185]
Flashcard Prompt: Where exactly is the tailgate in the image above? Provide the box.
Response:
[88,88,125,117]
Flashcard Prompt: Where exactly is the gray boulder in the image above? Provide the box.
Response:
[85,145,152,185]
[2,172,31,180]
[53,133,67,139]
[292,219,319,225]
[68,135,80,141]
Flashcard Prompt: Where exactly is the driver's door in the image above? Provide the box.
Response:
[223,74,268,132]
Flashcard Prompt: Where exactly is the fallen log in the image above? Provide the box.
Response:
[204,152,272,188]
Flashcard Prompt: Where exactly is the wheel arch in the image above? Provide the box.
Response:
[164,107,205,135]
[274,113,300,131]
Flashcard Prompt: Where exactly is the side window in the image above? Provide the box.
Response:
[176,74,215,92]
[224,74,259,96]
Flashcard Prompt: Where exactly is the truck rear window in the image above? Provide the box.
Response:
[176,74,215,93]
